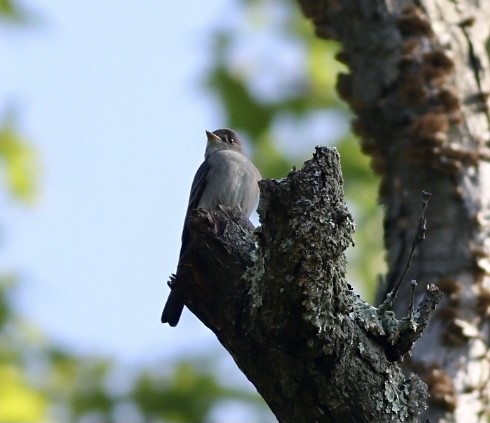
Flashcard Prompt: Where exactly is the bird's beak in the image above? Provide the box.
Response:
[205,130,221,143]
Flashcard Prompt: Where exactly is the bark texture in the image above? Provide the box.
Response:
[297,1,490,422]
[169,147,441,423]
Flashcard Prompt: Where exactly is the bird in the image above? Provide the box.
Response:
[161,128,262,326]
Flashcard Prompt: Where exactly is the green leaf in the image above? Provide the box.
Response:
[0,0,31,25]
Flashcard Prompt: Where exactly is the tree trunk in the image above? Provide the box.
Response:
[297,0,490,422]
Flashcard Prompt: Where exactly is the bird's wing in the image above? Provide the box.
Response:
[187,160,209,210]
[180,160,209,255]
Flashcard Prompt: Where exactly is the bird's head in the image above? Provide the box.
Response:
[205,128,243,158]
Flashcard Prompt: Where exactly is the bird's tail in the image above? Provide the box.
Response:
[161,290,184,327]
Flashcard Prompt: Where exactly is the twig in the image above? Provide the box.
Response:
[380,191,431,311]
[408,280,417,317]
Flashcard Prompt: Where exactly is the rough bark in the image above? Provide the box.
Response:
[169,147,441,423]
[297,1,490,422]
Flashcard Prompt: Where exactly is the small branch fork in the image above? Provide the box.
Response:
[374,191,443,361]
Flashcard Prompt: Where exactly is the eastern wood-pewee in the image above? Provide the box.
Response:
[161,128,262,326]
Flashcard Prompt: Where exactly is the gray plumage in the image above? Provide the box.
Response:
[161,128,261,326]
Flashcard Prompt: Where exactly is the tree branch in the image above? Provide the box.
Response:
[169,147,440,423]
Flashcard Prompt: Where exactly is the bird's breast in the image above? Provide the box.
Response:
[199,150,261,218]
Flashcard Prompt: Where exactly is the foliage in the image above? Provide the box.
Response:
[0,277,47,422]
[0,5,45,417]
[0,279,269,422]
[0,0,35,25]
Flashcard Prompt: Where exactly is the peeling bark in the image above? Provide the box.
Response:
[169,148,440,423]
[297,1,490,421]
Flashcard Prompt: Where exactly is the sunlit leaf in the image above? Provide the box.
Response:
[0,366,46,422]
[0,121,40,204]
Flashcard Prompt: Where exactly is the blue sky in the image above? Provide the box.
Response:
[1,0,241,364]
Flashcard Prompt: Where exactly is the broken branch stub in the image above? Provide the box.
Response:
[169,147,437,423]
